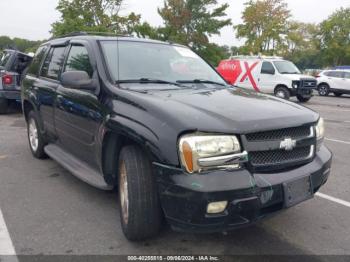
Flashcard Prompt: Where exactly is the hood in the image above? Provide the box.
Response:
[282,74,316,81]
[118,85,319,135]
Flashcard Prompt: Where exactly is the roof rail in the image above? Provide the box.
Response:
[229,55,283,60]
[50,31,132,40]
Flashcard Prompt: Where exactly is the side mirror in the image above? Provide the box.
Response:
[61,71,97,91]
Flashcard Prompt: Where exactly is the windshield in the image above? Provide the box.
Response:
[101,41,226,88]
[273,61,301,74]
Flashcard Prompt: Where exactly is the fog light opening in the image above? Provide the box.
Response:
[207,201,228,214]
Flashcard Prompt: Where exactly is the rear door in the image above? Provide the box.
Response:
[342,72,350,93]
[55,41,102,168]
[327,71,344,90]
[36,45,67,136]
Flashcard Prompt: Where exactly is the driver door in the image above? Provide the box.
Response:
[55,42,103,168]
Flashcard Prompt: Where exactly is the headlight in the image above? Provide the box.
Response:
[292,80,300,88]
[178,134,246,173]
[315,118,325,150]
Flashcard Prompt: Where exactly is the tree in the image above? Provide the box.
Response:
[319,8,350,66]
[234,0,290,54]
[0,36,42,53]
[51,0,142,36]
[157,0,231,64]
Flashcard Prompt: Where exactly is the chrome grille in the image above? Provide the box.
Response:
[242,125,315,171]
[246,126,311,141]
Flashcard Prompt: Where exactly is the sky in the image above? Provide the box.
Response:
[0,0,349,46]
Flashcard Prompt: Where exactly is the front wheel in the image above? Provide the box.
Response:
[297,95,311,103]
[118,145,162,241]
[318,84,329,96]
[0,98,8,114]
[274,86,291,100]
[27,111,47,159]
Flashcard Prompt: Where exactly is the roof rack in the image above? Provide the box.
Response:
[50,31,132,40]
[229,55,283,60]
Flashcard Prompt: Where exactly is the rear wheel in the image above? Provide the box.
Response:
[318,84,329,96]
[334,92,342,97]
[0,98,8,114]
[118,145,162,241]
[27,111,47,159]
[297,95,311,103]
[274,86,290,100]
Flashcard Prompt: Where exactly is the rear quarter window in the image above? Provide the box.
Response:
[27,46,48,76]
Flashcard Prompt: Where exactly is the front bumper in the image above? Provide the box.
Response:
[0,90,21,100]
[154,146,332,233]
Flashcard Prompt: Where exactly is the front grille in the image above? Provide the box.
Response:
[243,125,315,171]
[301,79,317,88]
[246,126,311,141]
[249,146,312,167]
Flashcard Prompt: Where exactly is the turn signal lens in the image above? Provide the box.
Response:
[182,141,193,173]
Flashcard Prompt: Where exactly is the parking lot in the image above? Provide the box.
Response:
[0,94,349,258]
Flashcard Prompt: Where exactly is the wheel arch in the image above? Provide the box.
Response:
[317,82,330,88]
[101,130,157,186]
[274,84,290,93]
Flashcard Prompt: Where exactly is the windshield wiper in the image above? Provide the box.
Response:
[117,78,184,87]
[176,79,226,86]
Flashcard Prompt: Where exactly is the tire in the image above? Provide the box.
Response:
[274,86,290,100]
[318,84,329,96]
[0,98,8,114]
[27,111,47,159]
[334,92,342,97]
[297,95,311,103]
[118,145,162,241]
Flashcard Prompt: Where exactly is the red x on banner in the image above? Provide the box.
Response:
[240,61,260,92]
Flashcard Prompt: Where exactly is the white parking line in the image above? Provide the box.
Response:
[0,209,16,255]
[325,138,350,145]
[316,192,350,208]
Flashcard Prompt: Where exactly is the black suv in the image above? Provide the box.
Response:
[0,49,32,113]
[22,33,332,241]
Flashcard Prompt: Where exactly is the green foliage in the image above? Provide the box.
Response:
[0,36,42,53]
[319,8,350,66]
[234,0,290,54]
[157,0,231,64]
[51,0,142,36]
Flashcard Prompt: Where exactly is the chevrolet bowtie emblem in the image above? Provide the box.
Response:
[280,138,296,151]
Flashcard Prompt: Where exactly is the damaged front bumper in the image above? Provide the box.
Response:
[154,145,332,233]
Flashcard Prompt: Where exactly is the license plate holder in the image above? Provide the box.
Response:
[283,175,313,208]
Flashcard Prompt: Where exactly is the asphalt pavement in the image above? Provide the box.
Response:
[0,95,349,259]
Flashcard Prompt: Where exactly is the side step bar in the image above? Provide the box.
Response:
[44,144,113,191]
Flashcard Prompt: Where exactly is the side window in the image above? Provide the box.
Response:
[261,62,275,75]
[64,45,93,77]
[328,71,343,78]
[27,46,48,76]
[343,72,350,79]
[40,46,66,80]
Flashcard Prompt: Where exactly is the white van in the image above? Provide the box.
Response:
[217,56,317,103]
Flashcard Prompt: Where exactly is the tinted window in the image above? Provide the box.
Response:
[0,52,11,67]
[41,46,66,80]
[261,62,275,74]
[343,72,350,79]
[27,46,48,76]
[327,71,343,78]
[64,45,93,77]
[101,41,225,87]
